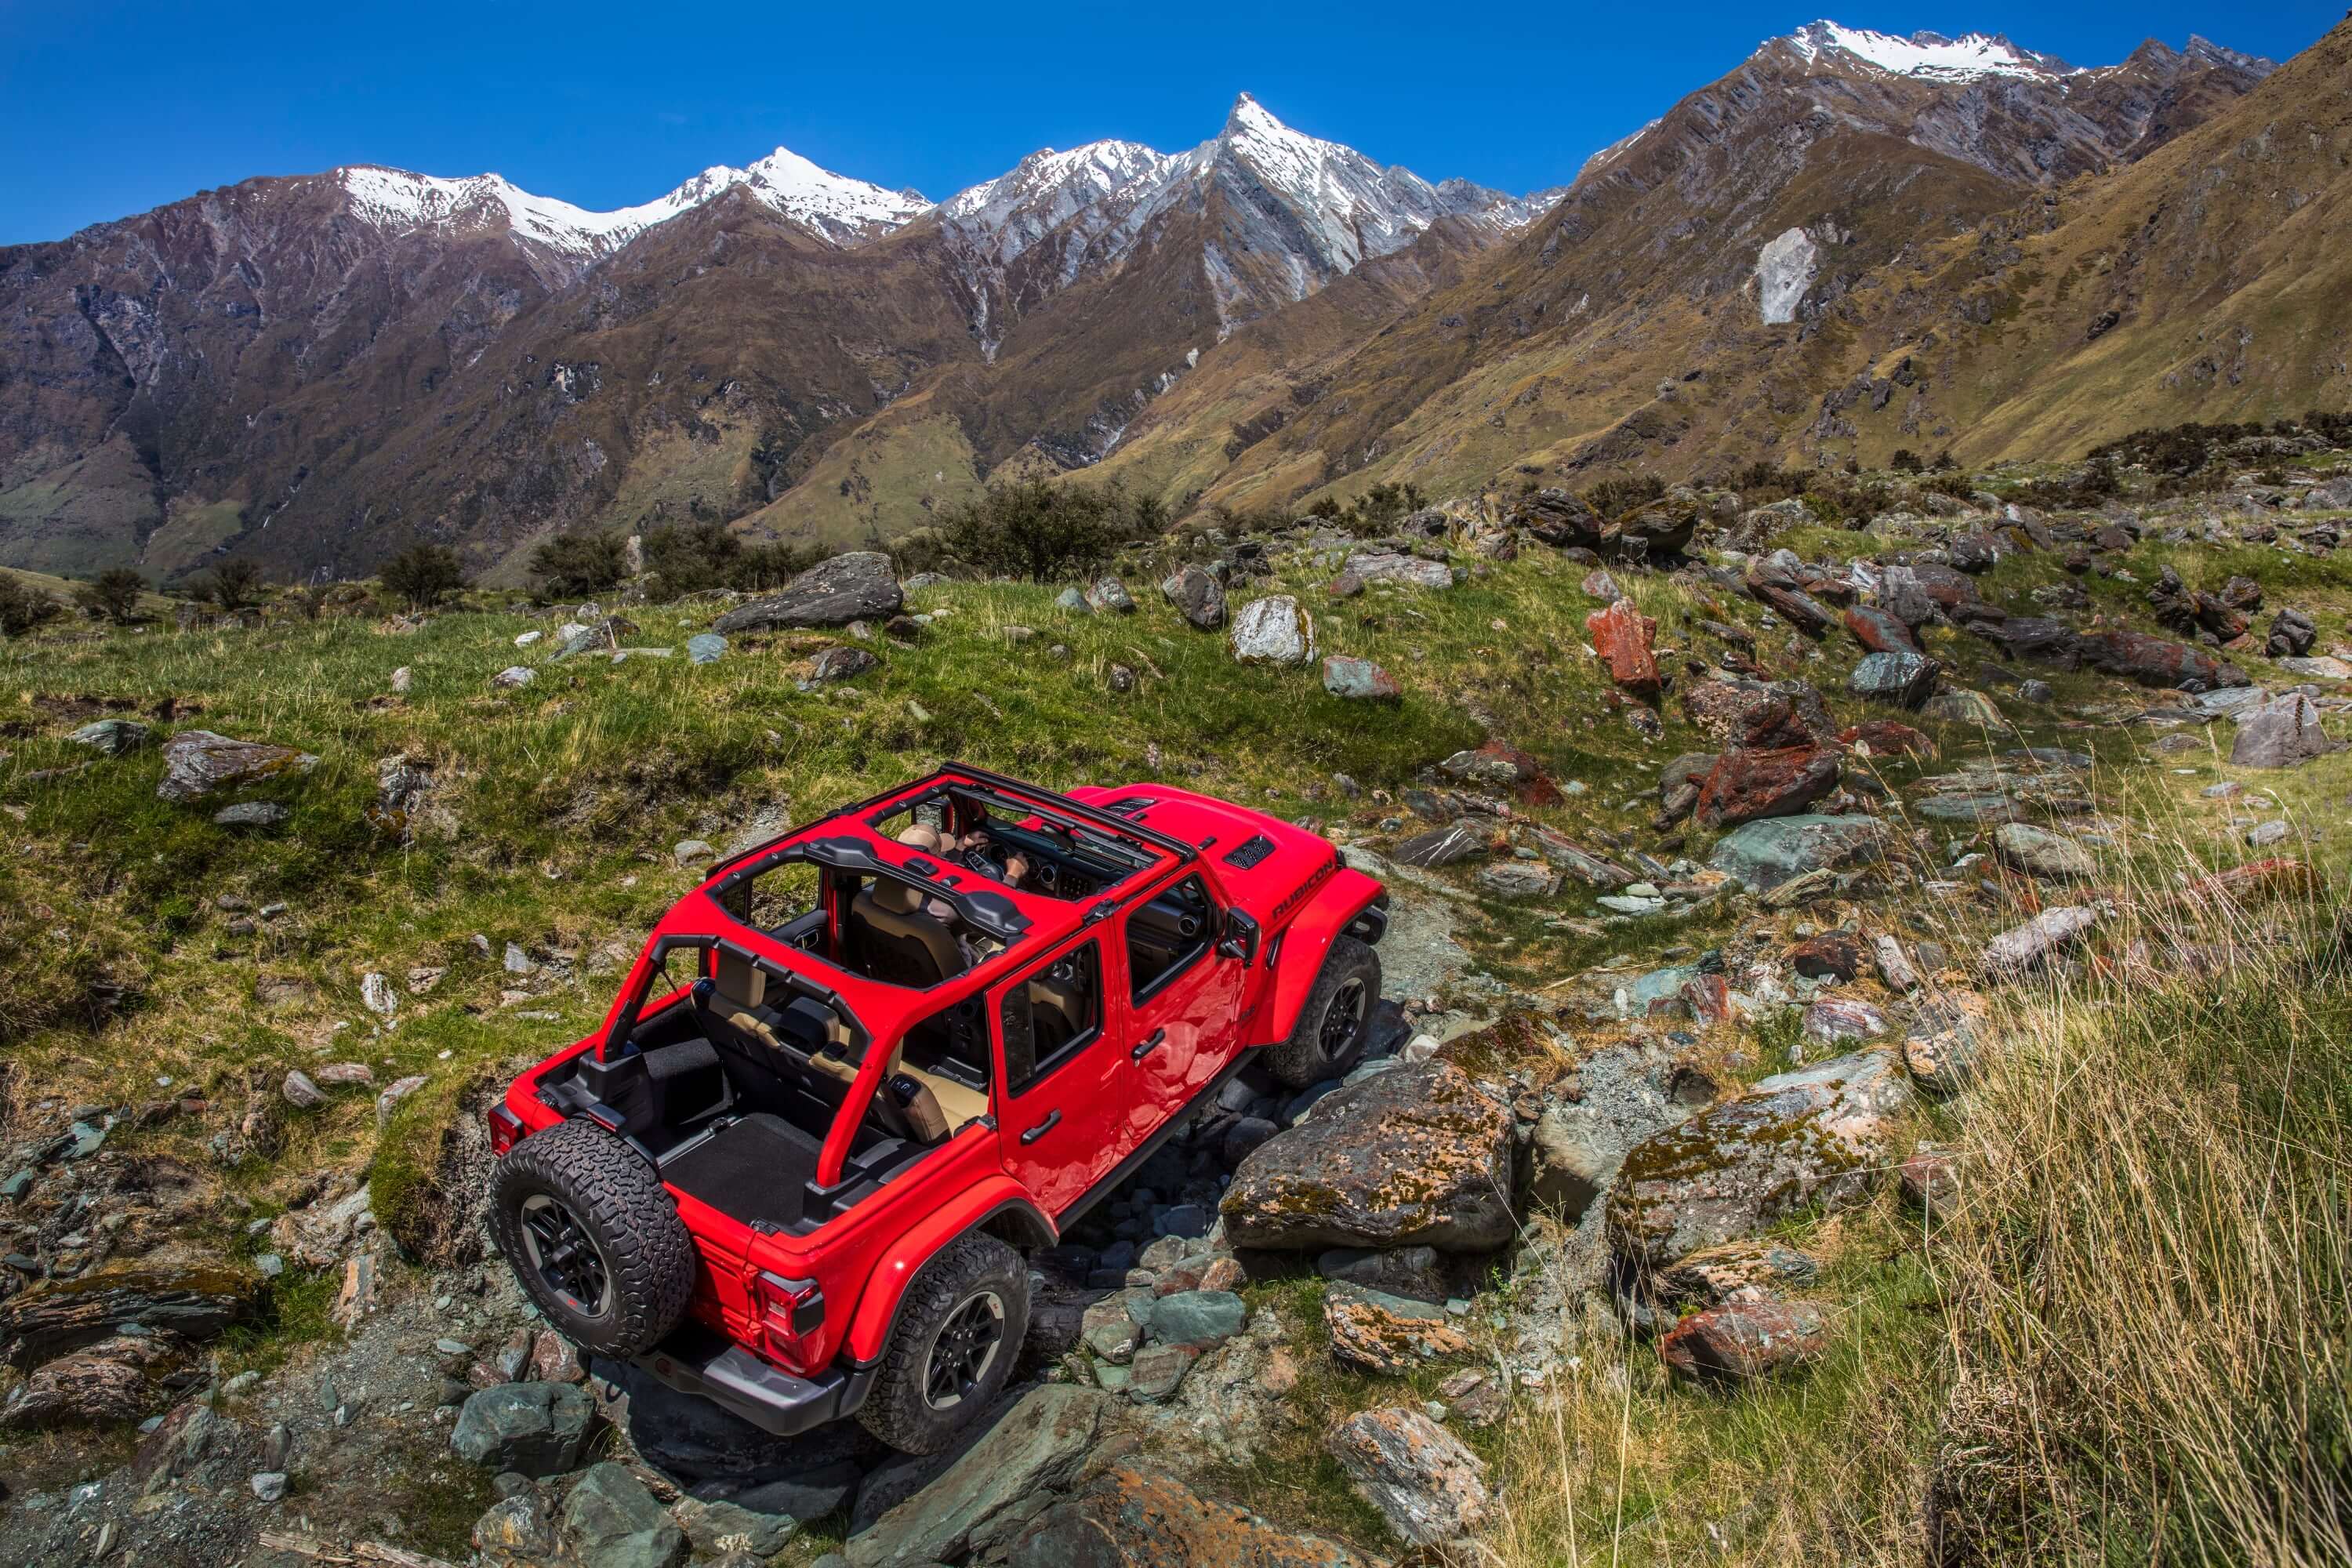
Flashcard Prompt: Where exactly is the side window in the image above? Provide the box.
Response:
[999,942,1103,1094]
[1127,876,1214,1003]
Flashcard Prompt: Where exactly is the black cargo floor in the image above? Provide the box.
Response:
[662,1112,820,1231]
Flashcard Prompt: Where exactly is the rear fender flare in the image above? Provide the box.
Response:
[1254,869,1385,1047]
[842,1181,1055,1364]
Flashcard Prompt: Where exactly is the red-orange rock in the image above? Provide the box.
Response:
[1660,1301,1828,1385]
[1694,747,1840,828]
[1837,719,1935,757]
[1585,599,1661,699]
[1842,604,1922,655]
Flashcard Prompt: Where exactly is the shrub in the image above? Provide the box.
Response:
[196,557,266,612]
[76,567,147,623]
[1584,474,1666,519]
[1889,448,1924,474]
[935,482,1142,582]
[379,543,467,610]
[0,572,63,638]
[639,521,825,600]
[528,531,629,599]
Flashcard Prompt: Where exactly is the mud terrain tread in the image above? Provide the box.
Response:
[1265,935,1382,1089]
[856,1231,1029,1455]
[492,1116,695,1357]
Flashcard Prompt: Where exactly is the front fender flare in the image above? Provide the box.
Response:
[841,1178,1055,1365]
[1254,869,1385,1047]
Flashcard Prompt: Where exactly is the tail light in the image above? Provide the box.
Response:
[487,1102,526,1156]
[754,1270,826,1367]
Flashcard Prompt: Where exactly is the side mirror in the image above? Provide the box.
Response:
[1215,909,1261,965]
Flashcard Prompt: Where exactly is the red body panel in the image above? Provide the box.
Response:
[494,768,1381,1385]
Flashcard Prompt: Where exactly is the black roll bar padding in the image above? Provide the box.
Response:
[600,932,719,1062]
[757,834,1034,945]
[940,760,1200,863]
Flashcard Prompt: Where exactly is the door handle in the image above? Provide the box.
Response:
[1131,1029,1167,1063]
[1019,1110,1062,1145]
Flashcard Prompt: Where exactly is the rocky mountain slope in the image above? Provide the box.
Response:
[2,432,2346,1565]
[0,20,2308,584]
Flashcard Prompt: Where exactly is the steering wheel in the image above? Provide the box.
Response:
[962,844,1010,882]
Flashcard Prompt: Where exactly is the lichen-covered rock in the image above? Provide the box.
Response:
[1006,1463,1369,1566]
[1903,993,1989,1095]
[845,1385,1108,1567]
[1993,822,2097,880]
[1708,813,1893,892]
[1320,654,1398,699]
[2076,629,2247,690]
[1655,1240,1820,1307]
[1842,604,1922,655]
[1849,650,1939,707]
[1586,599,1661,698]
[1325,1407,1490,1547]
[451,1381,593,1477]
[2230,693,2337,768]
[1660,1301,1829,1385]
[711,550,902,632]
[1343,550,1452,589]
[1681,677,1824,750]
[0,1263,263,1369]
[808,646,877,684]
[1229,595,1316,666]
[155,731,319,803]
[1608,1052,1913,1269]
[1221,1060,1514,1253]
[1695,746,1840,828]
[1160,566,1228,630]
[1321,1283,1471,1374]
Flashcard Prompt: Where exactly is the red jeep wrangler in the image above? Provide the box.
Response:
[486,764,1386,1454]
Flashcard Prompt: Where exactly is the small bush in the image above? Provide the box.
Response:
[0,571,63,638]
[1585,474,1666,519]
[379,543,467,610]
[528,531,629,599]
[196,557,266,612]
[1889,448,1924,474]
[935,482,1144,582]
[640,521,824,600]
[75,567,147,623]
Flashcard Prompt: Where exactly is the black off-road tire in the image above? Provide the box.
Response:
[1265,935,1382,1089]
[856,1232,1029,1456]
[490,1116,695,1358]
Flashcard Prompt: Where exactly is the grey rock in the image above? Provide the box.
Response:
[1345,550,1454,589]
[450,1381,593,1477]
[281,1071,325,1109]
[1849,650,1938,706]
[1392,822,1485,869]
[2230,694,2336,768]
[1321,654,1399,700]
[1086,575,1137,614]
[560,1461,686,1568]
[808,646,877,684]
[1318,1245,1448,1305]
[1160,566,1226,631]
[68,719,154,756]
[845,1385,1107,1567]
[1145,1290,1247,1349]
[1229,595,1316,665]
[1708,814,1893,892]
[1992,822,2096,880]
[672,839,716,869]
[156,730,320,803]
[249,1471,287,1502]
[1984,907,2096,976]
[492,665,536,688]
[711,551,902,633]
[1221,1060,1514,1253]
[1326,1407,1490,1547]
[212,801,289,828]
[676,1496,799,1558]
[685,633,728,665]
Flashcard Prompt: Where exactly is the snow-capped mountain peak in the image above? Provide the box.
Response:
[1782,20,2073,81]
[336,147,927,260]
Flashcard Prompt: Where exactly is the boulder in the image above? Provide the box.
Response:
[685,633,728,665]
[676,1495,800,1559]
[1585,599,1661,698]
[1325,1408,1490,1548]
[1802,997,1887,1044]
[1006,1463,1369,1566]
[450,1381,593,1477]
[0,1264,263,1369]
[1709,815,1893,892]
[1316,1245,1449,1305]
[1322,1283,1470,1374]
[1849,651,1938,707]
[845,1386,1107,1567]
[156,731,319,803]
[808,646,877,684]
[1343,550,1453,589]
[711,551,902,632]
[2267,608,2318,659]
[1392,822,1486,869]
[1087,575,1138,614]
[1608,1052,1913,1268]
[1660,1301,1829,1385]
[1513,488,1603,549]
[1788,931,1866,982]
[1694,746,1840,828]
[1842,604,1922,655]
[1983,907,2096,976]
[1221,1060,1514,1252]
[2230,694,2336,768]
[560,1461,687,1568]
[1229,596,1316,666]
[1320,655,1399,700]
[1681,677,1826,750]
[1146,1290,1247,1350]
[1993,823,2096,880]
[68,719,154,756]
[1655,1240,1820,1307]
[1919,688,2005,728]
[2077,629,2247,690]
[1160,566,1227,630]
[1838,720,1934,758]
[1747,580,1837,634]
[0,1334,174,1428]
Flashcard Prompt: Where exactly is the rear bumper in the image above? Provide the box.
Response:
[630,1327,874,1437]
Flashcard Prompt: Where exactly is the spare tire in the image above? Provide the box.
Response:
[491,1117,695,1357]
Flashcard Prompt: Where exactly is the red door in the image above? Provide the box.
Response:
[1117,873,1245,1125]
[991,936,1144,1216]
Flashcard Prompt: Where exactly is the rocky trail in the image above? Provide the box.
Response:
[2,442,2347,1565]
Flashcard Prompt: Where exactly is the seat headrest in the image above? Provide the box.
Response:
[713,950,765,1009]
[871,877,921,916]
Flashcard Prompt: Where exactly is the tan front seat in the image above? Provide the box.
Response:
[851,878,965,987]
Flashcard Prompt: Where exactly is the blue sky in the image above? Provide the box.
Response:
[2,2,2340,244]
